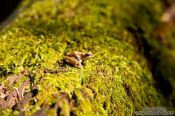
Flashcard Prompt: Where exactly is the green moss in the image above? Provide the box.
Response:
[0,0,173,115]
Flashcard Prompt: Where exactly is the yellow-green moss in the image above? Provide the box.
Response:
[0,0,173,115]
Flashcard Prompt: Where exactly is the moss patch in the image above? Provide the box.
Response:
[0,0,173,115]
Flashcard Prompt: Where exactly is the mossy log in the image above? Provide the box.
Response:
[0,0,175,115]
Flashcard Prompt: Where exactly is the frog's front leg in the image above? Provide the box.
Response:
[65,56,82,68]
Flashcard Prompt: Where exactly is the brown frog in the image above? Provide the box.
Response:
[65,51,93,68]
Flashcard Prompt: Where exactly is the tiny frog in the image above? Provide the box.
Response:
[65,51,93,68]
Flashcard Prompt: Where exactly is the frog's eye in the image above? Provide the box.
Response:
[84,53,93,57]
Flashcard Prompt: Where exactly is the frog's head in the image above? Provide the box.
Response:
[83,53,93,59]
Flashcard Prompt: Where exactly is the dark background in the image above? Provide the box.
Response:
[0,0,21,23]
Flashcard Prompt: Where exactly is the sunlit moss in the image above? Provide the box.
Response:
[0,0,172,115]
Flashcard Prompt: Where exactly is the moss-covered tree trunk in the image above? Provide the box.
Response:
[0,0,175,115]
